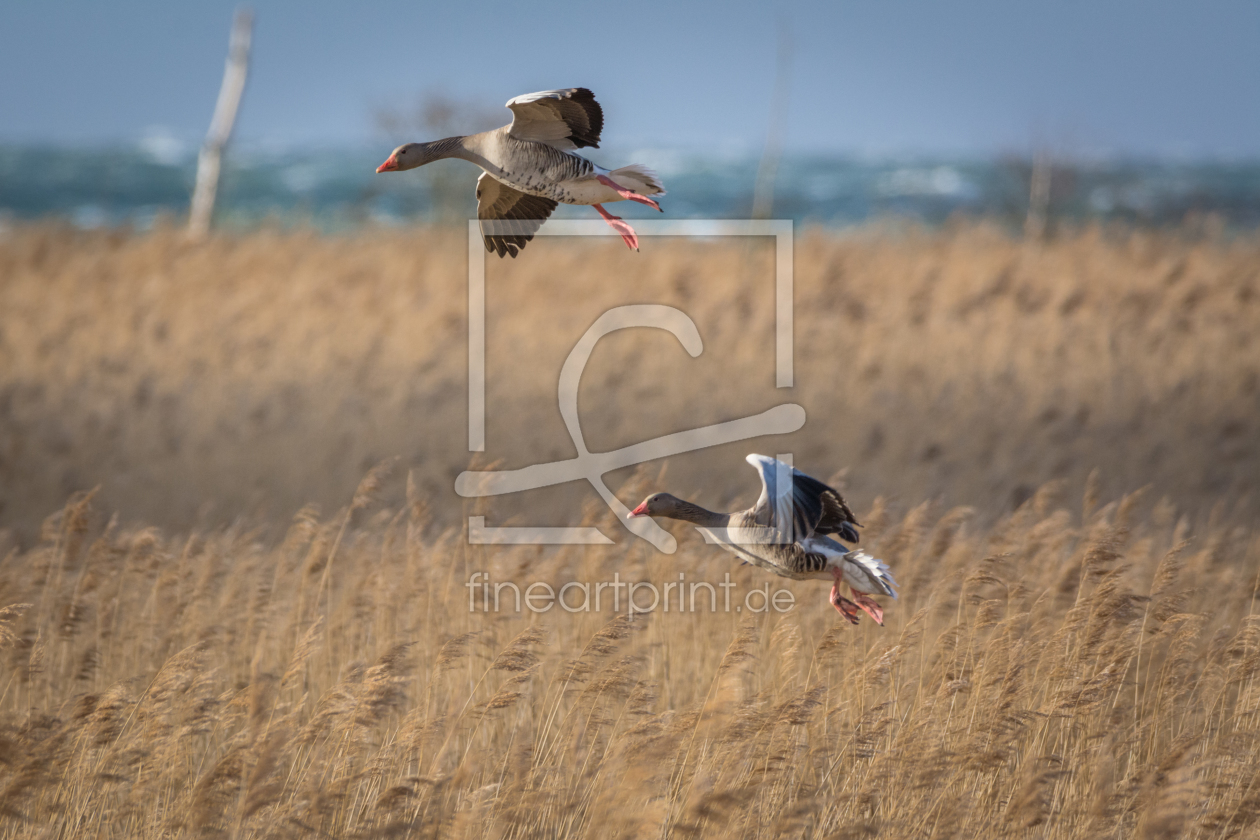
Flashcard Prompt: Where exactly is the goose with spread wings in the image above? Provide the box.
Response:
[376,88,664,257]
[629,455,898,625]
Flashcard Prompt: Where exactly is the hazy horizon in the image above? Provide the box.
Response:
[2,0,1258,159]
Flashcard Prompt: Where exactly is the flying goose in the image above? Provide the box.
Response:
[376,88,665,257]
[629,455,898,624]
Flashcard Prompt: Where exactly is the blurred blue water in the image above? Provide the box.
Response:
[2,143,1258,231]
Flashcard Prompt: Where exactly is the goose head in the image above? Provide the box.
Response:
[376,141,444,173]
[628,493,685,519]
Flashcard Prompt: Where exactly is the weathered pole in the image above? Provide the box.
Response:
[188,9,252,239]
[751,21,791,220]
[1024,150,1052,241]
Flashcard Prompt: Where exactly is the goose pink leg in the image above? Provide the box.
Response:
[830,569,860,625]
[851,590,884,625]
[595,174,663,212]
[593,204,639,251]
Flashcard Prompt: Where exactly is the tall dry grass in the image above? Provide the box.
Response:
[2,465,1260,837]
[0,221,1258,837]
[0,221,1256,539]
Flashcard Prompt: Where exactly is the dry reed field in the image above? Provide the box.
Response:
[1,222,1259,838]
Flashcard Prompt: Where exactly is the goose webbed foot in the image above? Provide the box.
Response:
[593,204,639,250]
[595,175,662,212]
[829,580,861,625]
[851,590,884,625]
[832,594,861,625]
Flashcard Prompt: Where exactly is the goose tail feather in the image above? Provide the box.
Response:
[609,164,666,196]
[846,550,899,598]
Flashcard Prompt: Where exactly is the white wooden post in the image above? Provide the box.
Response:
[188,9,252,239]
[751,23,791,220]
[1025,150,1052,241]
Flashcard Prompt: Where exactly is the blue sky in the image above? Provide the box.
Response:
[2,0,1258,157]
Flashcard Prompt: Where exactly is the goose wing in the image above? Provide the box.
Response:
[746,454,861,544]
[505,88,603,151]
[700,513,830,579]
[476,173,558,258]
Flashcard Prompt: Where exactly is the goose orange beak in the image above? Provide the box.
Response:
[629,502,649,517]
[376,155,398,173]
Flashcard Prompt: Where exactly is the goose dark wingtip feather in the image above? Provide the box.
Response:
[564,87,603,148]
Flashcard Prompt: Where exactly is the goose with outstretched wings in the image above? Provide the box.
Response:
[377,88,664,258]
[630,455,898,625]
